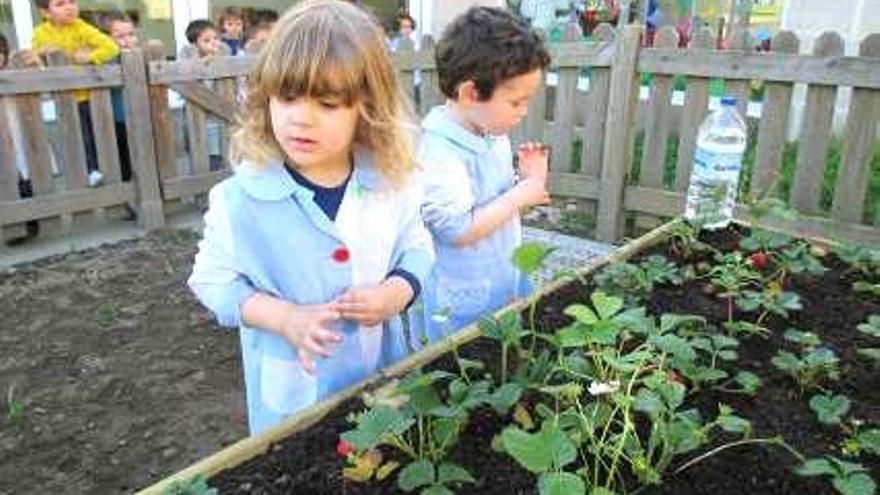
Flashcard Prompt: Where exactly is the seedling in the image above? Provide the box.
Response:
[6,384,24,423]
[834,243,880,277]
[594,255,682,304]
[737,287,802,325]
[796,456,876,495]
[162,475,217,495]
[810,394,852,426]
[708,252,762,322]
[841,424,880,458]
[857,315,880,338]
[771,347,840,393]
[667,221,711,260]
[771,242,826,284]
[96,302,121,328]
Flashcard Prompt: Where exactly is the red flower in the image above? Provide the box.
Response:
[336,439,353,457]
[332,246,350,263]
[748,252,769,270]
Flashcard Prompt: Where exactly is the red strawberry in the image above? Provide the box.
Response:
[748,252,769,270]
[336,439,353,457]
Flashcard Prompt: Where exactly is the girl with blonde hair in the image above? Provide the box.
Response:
[189,0,432,435]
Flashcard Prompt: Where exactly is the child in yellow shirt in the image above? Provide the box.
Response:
[32,0,120,187]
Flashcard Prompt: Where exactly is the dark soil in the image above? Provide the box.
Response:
[209,225,880,495]
[0,230,248,495]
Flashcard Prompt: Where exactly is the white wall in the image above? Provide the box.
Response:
[780,0,878,138]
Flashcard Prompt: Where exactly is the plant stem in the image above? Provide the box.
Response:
[673,437,804,475]
[501,343,508,385]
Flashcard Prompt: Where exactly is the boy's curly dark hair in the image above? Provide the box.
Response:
[436,6,550,101]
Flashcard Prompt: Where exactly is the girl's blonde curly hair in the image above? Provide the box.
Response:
[231,0,416,186]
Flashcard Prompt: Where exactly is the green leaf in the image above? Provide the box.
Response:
[437,463,475,485]
[771,351,801,372]
[734,371,761,394]
[501,422,577,474]
[784,329,822,348]
[342,406,415,450]
[857,315,880,338]
[832,473,876,495]
[537,472,586,495]
[557,324,590,348]
[633,389,664,416]
[564,304,598,325]
[796,458,837,477]
[591,292,624,320]
[716,407,752,436]
[649,334,696,361]
[512,242,556,276]
[398,460,435,492]
[486,382,523,415]
[857,429,880,456]
[421,486,456,495]
[809,394,851,425]
[857,348,880,363]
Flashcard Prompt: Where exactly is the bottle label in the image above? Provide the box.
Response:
[693,145,743,175]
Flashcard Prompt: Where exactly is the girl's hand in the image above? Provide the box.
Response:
[279,302,343,374]
[337,279,412,327]
[517,142,549,181]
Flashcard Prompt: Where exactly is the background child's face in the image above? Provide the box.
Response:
[41,0,79,25]
[464,68,543,135]
[196,28,220,57]
[109,20,138,50]
[398,19,414,37]
[223,17,244,38]
[269,93,360,172]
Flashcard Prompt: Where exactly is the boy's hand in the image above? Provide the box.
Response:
[337,279,412,327]
[513,176,551,208]
[517,142,549,181]
[278,302,342,374]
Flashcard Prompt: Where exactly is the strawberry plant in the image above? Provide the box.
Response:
[796,456,876,495]
[771,347,840,393]
[810,393,852,425]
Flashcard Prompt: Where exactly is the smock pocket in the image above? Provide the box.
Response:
[260,354,317,415]
[435,275,491,318]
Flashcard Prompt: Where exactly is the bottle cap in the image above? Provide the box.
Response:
[720,95,737,106]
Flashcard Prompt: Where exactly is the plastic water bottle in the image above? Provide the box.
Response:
[684,95,747,229]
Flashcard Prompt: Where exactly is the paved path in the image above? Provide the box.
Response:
[1,211,615,273]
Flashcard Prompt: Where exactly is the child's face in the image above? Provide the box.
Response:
[109,20,138,50]
[463,68,543,135]
[223,17,244,39]
[269,93,360,173]
[195,28,221,57]
[398,19,414,37]
[41,0,79,26]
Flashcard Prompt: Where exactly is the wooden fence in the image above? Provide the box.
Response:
[1,24,879,249]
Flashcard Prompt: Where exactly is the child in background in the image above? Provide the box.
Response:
[188,0,433,435]
[101,10,137,219]
[31,0,120,188]
[1,35,41,245]
[217,7,245,56]
[242,21,274,54]
[179,19,226,170]
[178,19,226,60]
[418,6,552,341]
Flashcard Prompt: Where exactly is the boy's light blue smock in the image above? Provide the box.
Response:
[188,150,433,435]
[418,106,531,342]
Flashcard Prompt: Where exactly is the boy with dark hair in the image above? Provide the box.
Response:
[32,0,120,188]
[180,19,226,59]
[418,6,552,341]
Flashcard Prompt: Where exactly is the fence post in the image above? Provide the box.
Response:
[121,47,165,229]
[595,25,642,243]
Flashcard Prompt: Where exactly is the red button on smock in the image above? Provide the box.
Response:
[332,246,350,263]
